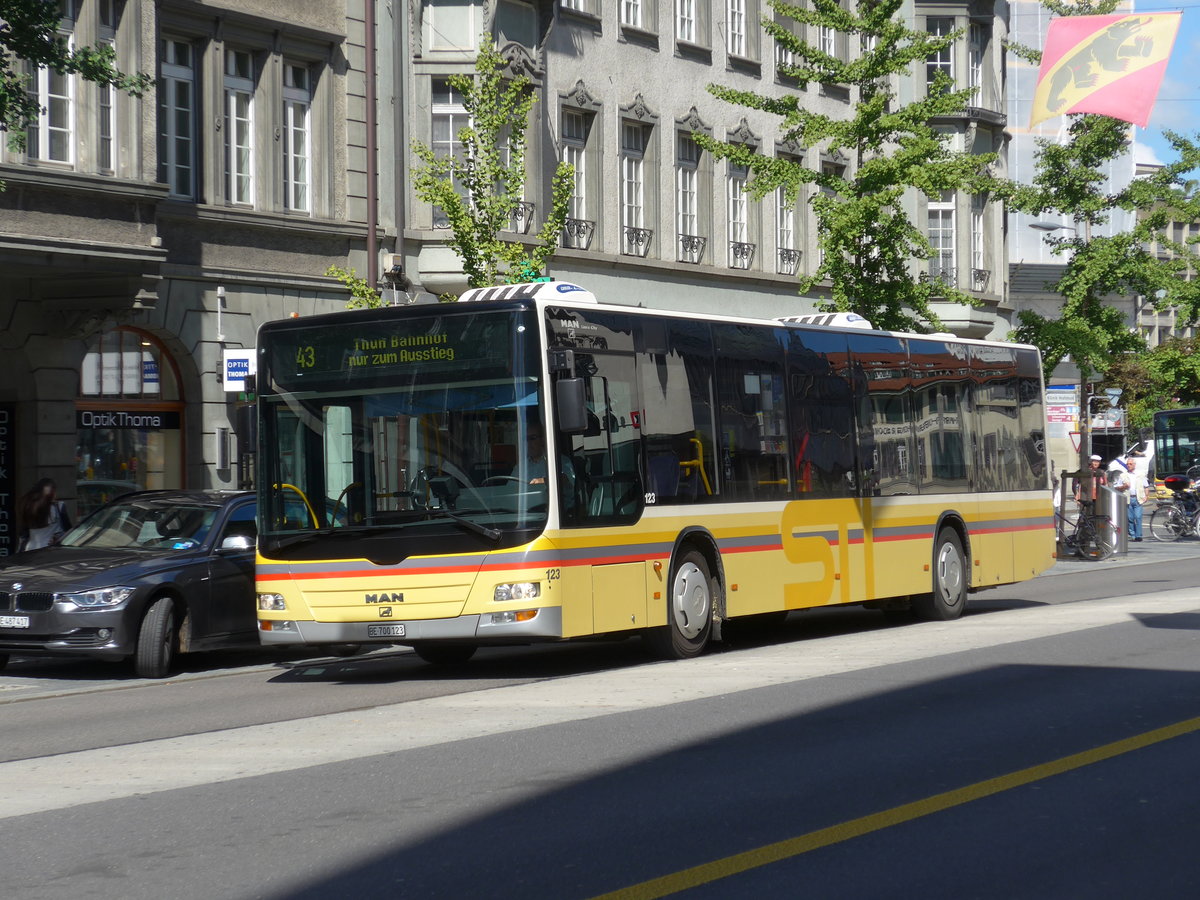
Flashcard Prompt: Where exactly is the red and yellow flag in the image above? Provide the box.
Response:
[1030,12,1182,128]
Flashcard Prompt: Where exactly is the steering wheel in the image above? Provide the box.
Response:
[483,475,523,486]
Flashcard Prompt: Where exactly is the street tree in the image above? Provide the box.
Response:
[410,40,574,291]
[1103,337,1200,431]
[0,0,151,150]
[701,0,996,332]
[1006,0,1200,384]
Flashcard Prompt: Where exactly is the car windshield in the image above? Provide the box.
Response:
[61,497,220,551]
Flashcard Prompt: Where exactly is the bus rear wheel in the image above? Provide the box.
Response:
[645,549,713,660]
[913,529,966,621]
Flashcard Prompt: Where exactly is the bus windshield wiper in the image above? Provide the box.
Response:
[423,508,501,541]
[269,524,393,550]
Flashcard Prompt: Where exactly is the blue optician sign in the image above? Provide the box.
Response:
[222,350,256,393]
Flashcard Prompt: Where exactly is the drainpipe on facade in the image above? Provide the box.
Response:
[365,0,378,291]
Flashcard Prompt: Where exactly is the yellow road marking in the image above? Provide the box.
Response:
[594,715,1200,900]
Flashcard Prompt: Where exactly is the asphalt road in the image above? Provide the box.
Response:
[2,543,1200,898]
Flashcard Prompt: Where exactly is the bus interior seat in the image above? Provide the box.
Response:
[648,453,680,499]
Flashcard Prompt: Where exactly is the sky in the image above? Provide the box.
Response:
[1137,3,1200,168]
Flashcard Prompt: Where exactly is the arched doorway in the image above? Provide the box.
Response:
[75,328,185,516]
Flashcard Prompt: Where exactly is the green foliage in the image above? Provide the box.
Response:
[1100,338,1200,431]
[410,41,574,292]
[0,0,152,150]
[1007,118,1200,383]
[702,0,996,332]
[326,266,384,309]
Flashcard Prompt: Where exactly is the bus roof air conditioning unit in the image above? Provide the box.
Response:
[459,281,599,304]
[777,312,874,330]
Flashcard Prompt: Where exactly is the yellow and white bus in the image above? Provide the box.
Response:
[254,281,1054,663]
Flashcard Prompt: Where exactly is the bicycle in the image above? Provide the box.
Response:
[1059,503,1115,560]
[1149,489,1200,541]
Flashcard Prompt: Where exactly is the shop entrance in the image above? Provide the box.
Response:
[76,328,185,517]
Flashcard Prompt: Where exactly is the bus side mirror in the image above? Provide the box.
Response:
[555,378,588,434]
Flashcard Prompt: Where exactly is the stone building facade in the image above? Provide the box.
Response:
[0,0,386,553]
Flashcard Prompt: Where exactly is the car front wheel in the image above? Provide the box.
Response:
[135,597,178,678]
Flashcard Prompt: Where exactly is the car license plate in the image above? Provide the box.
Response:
[0,615,30,629]
[368,624,406,638]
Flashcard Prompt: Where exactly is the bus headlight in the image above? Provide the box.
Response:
[493,582,541,602]
[257,593,287,611]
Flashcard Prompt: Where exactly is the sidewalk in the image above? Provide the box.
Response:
[1046,500,1200,575]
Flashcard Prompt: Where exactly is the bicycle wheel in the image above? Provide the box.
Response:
[1149,507,1187,542]
[1075,515,1114,560]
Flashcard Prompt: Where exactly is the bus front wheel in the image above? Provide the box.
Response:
[913,529,967,621]
[645,549,713,660]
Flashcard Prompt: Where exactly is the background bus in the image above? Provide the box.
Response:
[1153,406,1200,481]
[253,281,1054,663]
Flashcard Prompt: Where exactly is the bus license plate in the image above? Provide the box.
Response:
[368,624,406,638]
[0,616,30,629]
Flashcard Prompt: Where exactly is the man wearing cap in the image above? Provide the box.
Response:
[1073,454,1106,504]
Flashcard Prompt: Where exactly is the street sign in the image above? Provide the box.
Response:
[222,349,256,393]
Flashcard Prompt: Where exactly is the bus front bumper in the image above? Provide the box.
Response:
[257,607,563,645]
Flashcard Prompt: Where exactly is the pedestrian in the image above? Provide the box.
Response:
[1125,451,1148,541]
[1073,454,1106,504]
[1108,457,1143,543]
[17,478,72,552]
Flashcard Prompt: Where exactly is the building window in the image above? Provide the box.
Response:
[777,184,799,274]
[728,157,753,268]
[96,3,120,173]
[283,60,311,213]
[77,328,184,510]
[424,0,480,51]
[968,22,985,102]
[431,78,469,227]
[727,0,746,56]
[676,133,704,263]
[495,0,538,48]
[677,0,697,42]
[926,17,955,92]
[928,191,955,283]
[561,108,595,249]
[621,0,643,28]
[224,49,255,205]
[158,39,195,198]
[25,54,75,163]
[621,121,652,256]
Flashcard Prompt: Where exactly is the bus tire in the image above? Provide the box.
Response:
[913,529,966,621]
[135,596,178,678]
[412,643,477,665]
[645,549,713,660]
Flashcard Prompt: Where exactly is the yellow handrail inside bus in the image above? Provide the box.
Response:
[274,483,319,528]
[679,437,714,496]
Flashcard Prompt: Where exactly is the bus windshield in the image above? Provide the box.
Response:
[1154,407,1200,478]
[257,305,547,557]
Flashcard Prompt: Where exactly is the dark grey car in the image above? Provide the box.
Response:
[0,490,258,678]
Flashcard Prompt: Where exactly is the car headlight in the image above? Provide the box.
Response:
[59,587,136,609]
[257,593,287,611]
[493,582,541,602]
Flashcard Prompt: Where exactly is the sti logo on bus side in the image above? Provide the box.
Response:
[366,592,404,603]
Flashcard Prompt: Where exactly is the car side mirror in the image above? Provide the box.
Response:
[219,534,254,552]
